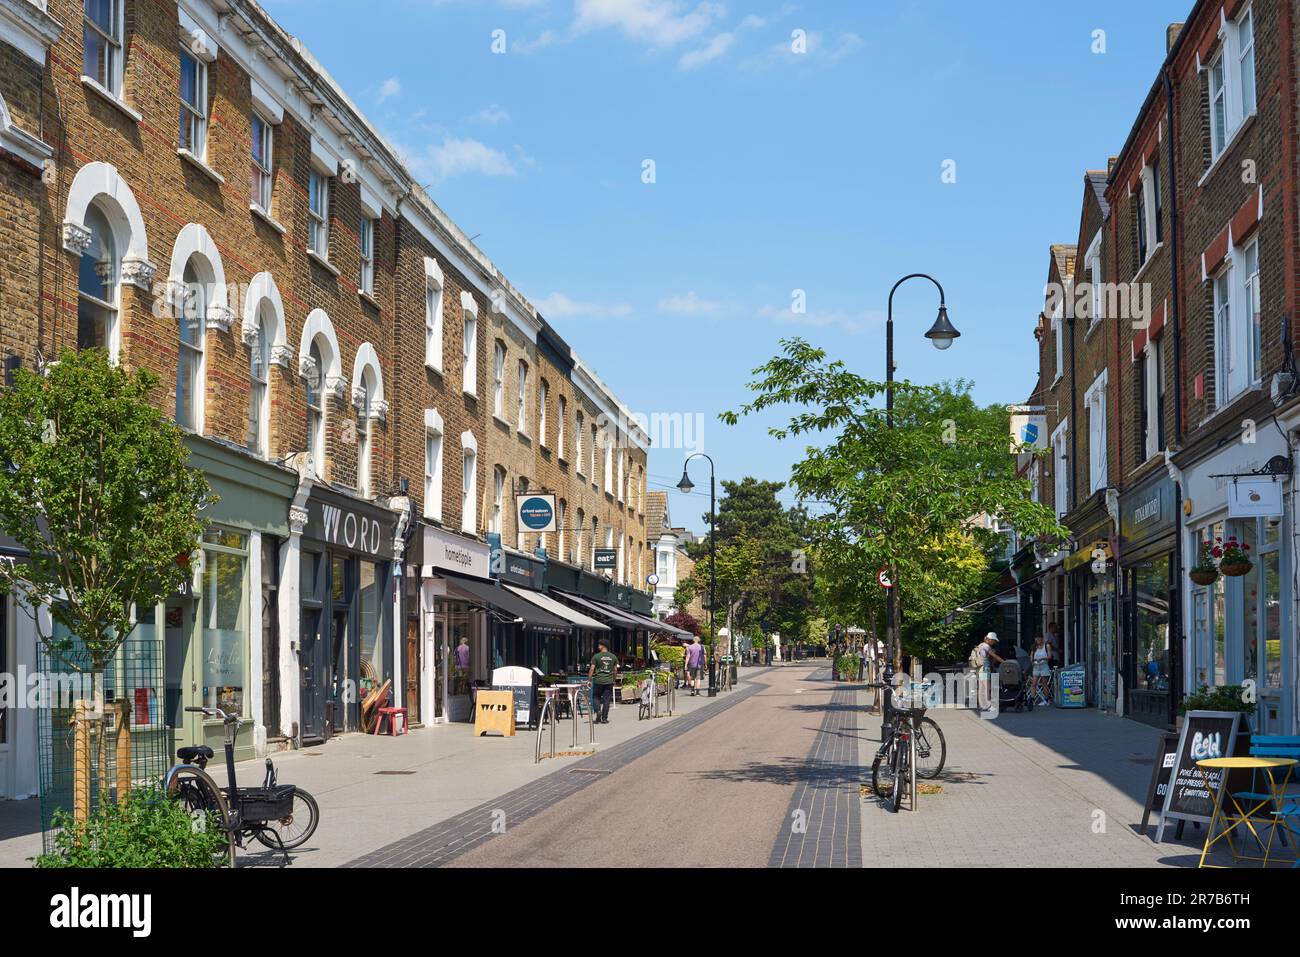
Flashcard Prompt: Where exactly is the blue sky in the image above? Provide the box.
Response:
[262,0,1189,533]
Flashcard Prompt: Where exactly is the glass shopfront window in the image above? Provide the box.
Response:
[358,560,384,700]
[1132,557,1171,693]
[261,535,280,734]
[201,527,249,716]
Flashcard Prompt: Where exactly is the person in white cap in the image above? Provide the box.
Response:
[976,632,1004,675]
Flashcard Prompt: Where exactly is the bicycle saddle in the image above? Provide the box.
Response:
[177,745,214,762]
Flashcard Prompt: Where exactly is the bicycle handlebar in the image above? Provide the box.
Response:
[185,705,242,724]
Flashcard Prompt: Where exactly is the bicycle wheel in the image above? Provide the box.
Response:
[167,767,237,867]
[254,787,320,850]
[914,717,947,779]
[889,740,906,813]
[871,753,893,802]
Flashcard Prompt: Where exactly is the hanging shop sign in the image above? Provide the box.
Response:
[422,524,490,579]
[1063,540,1112,572]
[501,549,546,590]
[516,494,557,534]
[1227,477,1284,518]
[594,548,617,570]
[1008,407,1047,452]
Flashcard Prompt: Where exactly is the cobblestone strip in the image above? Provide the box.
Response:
[768,682,864,868]
[344,676,767,867]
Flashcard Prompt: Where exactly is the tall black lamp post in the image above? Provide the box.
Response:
[882,274,959,722]
[677,453,718,697]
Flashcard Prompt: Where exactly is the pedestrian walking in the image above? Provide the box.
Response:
[588,639,619,723]
[1030,635,1052,706]
[684,636,704,696]
[970,632,1004,710]
[857,639,866,681]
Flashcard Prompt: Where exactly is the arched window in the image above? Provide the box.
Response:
[247,303,271,456]
[575,507,585,566]
[176,260,205,431]
[575,411,585,475]
[493,341,506,418]
[424,409,444,522]
[77,204,118,355]
[461,432,478,534]
[306,340,325,477]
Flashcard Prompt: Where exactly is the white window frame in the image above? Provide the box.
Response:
[83,0,124,96]
[516,360,528,434]
[1052,418,1069,518]
[1085,370,1108,494]
[558,396,567,459]
[308,171,330,259]
[251,113,274,213]
[357,375,372,496]
[603,437,613,495]
[461,294,478,395]
[1138,162,1161,267]
[461,442,477,535]
[1051,302,1063,383]
[306,341,326,478]
[425,264,443,372]
[617,449,625,503]
[178,47,207,159]
[248,309,270,457]
[358,217,374,296]
[557,499,566,558]
[493,342,506,419]
[1141,339,1164,462]
[424,411,444,522]
[1084,230,1103,327]
[538,379,548,447]
[575,411,584,474]
[1214,236,1261,407]
[177,260,206,433]
[491,466,505,534]
[1207,5,1257,164]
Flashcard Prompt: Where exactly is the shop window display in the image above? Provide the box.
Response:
[202,527,248,715]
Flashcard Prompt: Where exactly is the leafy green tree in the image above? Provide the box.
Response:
[0,350,211,793]
[724,338,1064,667]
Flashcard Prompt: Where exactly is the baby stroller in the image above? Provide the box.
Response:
[996,658,1035,712]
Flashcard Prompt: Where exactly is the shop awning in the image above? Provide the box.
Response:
[621,608,694,638]
[444,575,570,635]
[502,584,609,631]
[551,590,646,630]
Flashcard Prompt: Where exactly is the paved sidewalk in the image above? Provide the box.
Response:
[858,702,1230,867]
[0,675,743,868]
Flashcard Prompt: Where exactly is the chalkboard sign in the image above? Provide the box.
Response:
[492,666,538,729]
[1140,732,1181,835]
[1155,710,1245,843]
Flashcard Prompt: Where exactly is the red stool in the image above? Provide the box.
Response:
[374,706,408,736]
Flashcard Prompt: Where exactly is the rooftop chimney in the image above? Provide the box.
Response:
[1107,155,1119,177]
[1167,22,1184,54]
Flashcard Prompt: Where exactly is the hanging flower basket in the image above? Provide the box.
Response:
[1189,539,1220,586]
[1189,568,1219,586]
[1217,535,1252,577]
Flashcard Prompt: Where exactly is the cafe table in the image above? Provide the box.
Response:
[1194,756,1298,868]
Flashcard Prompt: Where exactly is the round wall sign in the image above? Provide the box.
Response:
[647,573,660,585]
[519,496,555,531]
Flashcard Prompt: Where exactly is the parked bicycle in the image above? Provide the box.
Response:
[868,679,947,813]
[163,706,320,865]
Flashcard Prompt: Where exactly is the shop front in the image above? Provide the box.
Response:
[1118,471,1179,728]
[154,438,296,760]
[298,485,399,743]
[1064,505,1117,711]
[418,524,492,724]
[1181,431,1292,735]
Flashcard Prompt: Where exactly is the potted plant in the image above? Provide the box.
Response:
[1177,684,1256,731]
[1189,540,1219,586]
[1217,535,1252,577]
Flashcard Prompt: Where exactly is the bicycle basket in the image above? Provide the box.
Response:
[237,784,297,822]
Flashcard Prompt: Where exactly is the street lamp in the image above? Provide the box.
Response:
[883,273,958,721]
[677,453,718,696]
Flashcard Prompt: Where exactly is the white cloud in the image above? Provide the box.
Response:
[678,32,734,70]
[658,291,728,316]
[573,0,724,49]
[377,76,402,102]
[399,136,518,180]
[743,30,865,70]
[759,304,882,334]
[535,292,633,319]
[513,29,560,52]
[477,104,511,124]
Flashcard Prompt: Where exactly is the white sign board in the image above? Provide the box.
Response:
[1227,478,1284,518]
[1009,413,1047,452]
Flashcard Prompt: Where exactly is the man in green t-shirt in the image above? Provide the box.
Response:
[588,640,619,724]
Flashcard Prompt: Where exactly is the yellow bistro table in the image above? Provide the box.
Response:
[1194,757,1298,868]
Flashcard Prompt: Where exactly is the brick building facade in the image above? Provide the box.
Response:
[0,0,656,798]
[1021,0,1300,734]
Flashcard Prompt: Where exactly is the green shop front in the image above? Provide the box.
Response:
[151,437,296,762]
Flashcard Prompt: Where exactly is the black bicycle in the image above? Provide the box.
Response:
[869,680,947,812]
[164,706,320,865]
